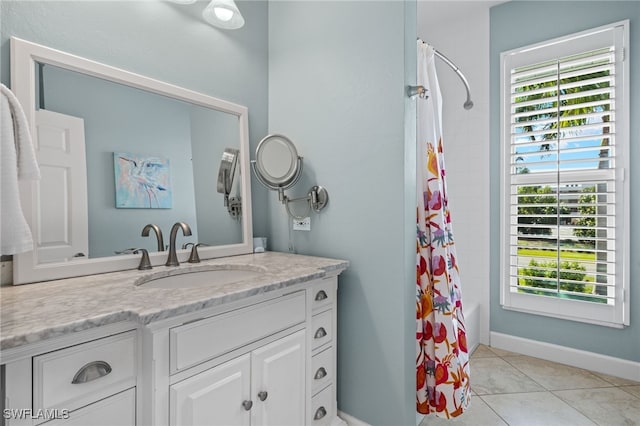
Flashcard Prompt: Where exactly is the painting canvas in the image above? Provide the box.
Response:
[114,152,172,208]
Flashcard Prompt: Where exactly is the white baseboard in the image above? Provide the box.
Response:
[338,411,371,426]
[490,331,640,382]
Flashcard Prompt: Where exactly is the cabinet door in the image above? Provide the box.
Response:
[170,354,251,426]
[251,330,306,426]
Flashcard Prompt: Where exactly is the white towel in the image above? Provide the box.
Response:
[1,83,40,255]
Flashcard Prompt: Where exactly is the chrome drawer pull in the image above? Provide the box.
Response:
[314,327,327,339]
[258,391,268,401]
[315,290,328,301]
[314,367,327,380]
[242,400,253,411]
[314,406,327,420]
[71,360,112,384]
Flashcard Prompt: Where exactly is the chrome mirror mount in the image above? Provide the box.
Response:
[251,134,328,220]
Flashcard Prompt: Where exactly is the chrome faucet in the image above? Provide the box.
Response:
[142,224,165,252]
[166,222,192,267]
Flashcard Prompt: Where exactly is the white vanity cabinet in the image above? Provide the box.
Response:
[170,330,305,426]
[2,269,344,426]
[144,275,342,426]
[164,289,308,426]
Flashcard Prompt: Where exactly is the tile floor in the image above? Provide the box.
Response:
[421,345,640,426]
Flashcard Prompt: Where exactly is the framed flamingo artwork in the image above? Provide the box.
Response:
[113,152,172,208]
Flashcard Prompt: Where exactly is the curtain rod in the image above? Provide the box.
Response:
[415,39,474,110]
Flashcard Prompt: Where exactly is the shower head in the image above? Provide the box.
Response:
[463,98,474,110]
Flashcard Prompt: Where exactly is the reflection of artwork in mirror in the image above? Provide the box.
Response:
[114,152,172,209]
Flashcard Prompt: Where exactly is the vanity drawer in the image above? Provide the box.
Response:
[310,278,335,312]
[170,291,305,373]
[311,309,333,350]
[33,331,136,413]
[310,384,334,425]
[42,388,135,426]
[311,346,333,395]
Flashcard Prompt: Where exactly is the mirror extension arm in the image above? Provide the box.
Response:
[251,134,329,220]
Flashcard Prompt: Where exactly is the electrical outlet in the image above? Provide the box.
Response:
[293,217,311,231]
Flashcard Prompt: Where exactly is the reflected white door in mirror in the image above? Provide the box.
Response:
[10,37,253,284]
[34,109,89,263]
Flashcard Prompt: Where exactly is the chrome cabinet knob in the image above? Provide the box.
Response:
[314,406,327,420]
[314,327,327,339]
[314,367,327,380]
[315,290,328,301]
[257,391,268,401]
[242,400,253,411]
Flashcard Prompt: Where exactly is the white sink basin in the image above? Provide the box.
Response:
[136,266,265,289]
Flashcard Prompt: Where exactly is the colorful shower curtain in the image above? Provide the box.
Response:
[416,41,471,419]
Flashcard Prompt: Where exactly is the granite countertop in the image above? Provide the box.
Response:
[0,252,348,351]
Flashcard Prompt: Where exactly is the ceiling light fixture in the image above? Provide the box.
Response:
[202,0,245,30]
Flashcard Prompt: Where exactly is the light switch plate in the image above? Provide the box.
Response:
[293,217,311,231]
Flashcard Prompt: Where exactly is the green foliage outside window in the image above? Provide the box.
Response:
[517,185,568,236]
[519,259,592,294]
[573,186,596,242]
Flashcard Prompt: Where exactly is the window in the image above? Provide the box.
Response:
[500,21,629,327]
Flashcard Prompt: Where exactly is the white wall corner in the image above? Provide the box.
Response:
[490,332,640,382]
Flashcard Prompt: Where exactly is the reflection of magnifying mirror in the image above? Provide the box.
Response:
[252,134,303,194]
[217,147,239,196]
[217,148,242,218]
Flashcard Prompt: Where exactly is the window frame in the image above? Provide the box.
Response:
[499,20,630,328]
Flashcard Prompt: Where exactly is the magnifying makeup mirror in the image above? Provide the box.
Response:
[251,134,328,219]
[252,134,303,199]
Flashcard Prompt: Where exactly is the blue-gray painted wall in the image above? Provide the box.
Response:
[268,2,416,424]
[490,1,640,361]
[0,0,269,238]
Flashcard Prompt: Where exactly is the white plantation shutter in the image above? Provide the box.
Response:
[500,22,629,327]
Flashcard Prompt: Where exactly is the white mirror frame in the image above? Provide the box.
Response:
[10,37,253,284]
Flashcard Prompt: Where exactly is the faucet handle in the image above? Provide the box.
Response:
[188,243,208,264]
[182,242,195,250]
[115,247,139,255]
[133,248,152,270]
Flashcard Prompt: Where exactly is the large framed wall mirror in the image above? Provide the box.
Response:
[10,37,253,284]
